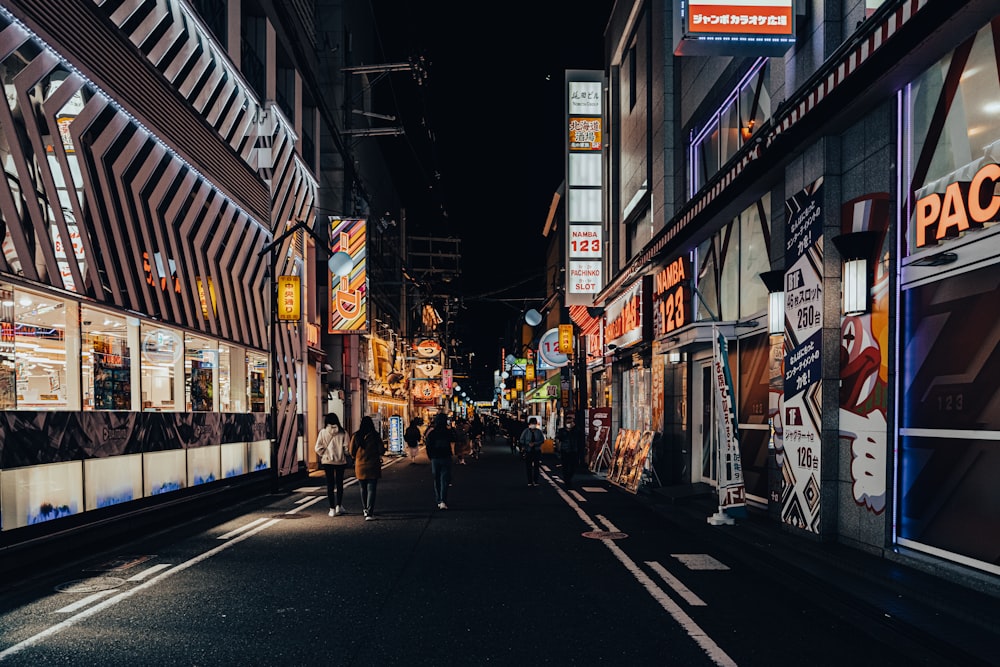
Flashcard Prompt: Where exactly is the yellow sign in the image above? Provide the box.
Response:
[559,325,574,356]
[515,377,523,391]
[277,276,300,321]
[526,362,535,382]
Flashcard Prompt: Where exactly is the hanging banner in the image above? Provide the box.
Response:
[328,217,367,333]
[276,276,300,321]
[388,415,403,454]
[558,324,574,355]
[712,325,746,514]
[783,177,824,533]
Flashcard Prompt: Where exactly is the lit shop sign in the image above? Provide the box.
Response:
[605,277,651,350]
[652,255,690,337]
[673,0,796,56]
[328,217,367,333]
[277,275,300,321]
[565,71,605,306]
[914,162,1000,249]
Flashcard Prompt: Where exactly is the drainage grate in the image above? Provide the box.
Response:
[55,577,126,594]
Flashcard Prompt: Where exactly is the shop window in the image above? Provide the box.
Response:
[0,287,14,409]
[82,307,133,411]
[248,350,268,412]
[11,289,73,410]
[140,324,184,411]
[738,196,771,319]
[689,59,771,195]
[186,334,218,412]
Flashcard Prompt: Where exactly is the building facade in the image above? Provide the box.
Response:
[592,0,1000,588]
[0,0,408,547]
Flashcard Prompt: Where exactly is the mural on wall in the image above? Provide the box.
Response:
[782,178,824,533]
[838,194,890,515]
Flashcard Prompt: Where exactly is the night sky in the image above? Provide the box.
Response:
[369,4,610,400]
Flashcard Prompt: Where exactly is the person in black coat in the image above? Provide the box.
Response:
[555,414,584,489]
[423,413,456,509]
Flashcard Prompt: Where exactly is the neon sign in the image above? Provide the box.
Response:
[914,162,1000,249]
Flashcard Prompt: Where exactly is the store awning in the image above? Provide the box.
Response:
[524,374,560,403]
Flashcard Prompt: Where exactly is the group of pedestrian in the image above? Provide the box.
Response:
[315,410,586,516]
[314,413,385,520]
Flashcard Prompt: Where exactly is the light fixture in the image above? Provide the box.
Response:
[328,251,353,276]
[759,270,785,336]
[524,309,542,326]
[832,231,881,317]
[453,384,461,392]
[668,351,681,364]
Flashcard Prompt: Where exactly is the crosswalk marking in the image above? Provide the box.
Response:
[126,564,173,581]
[671,554,730,570]
[55,590,115,614]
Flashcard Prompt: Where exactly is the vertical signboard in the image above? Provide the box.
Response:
[782,178,824,533]
[328,217,367,332]
[565,71,605,305]
[277,276,300,321]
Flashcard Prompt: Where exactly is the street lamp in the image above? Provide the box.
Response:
[258,219,328,490]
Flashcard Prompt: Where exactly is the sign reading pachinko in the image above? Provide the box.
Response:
[565,70,605,305]
[711,326,746,516]
[782,178,824,533]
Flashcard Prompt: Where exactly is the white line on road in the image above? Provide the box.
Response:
[0,518,282,661]
[54,591,115,614]
[570,489,586,502]
[543,471,736,667]
[287,495,325,514]
[126,564,173,581]
[217,517,269,540]
[646,561,708,606]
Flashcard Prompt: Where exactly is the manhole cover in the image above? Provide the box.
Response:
[582,530,628,540]
[55,577,126,593]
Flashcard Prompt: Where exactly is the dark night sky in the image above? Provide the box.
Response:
[368,5,611,399]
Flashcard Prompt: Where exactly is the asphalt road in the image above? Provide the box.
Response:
[0,436,979,666]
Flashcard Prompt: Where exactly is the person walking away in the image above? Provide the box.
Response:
[350,416,385,520]
[404,417,423,464]
[519,417,545,486]
[454,418,472,465]
[555,414,583,489]
[469,415,485,457]
[423,413,456,509]
[315,413,351,516]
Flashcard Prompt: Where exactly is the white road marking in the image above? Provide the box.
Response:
[647,561,708,606]
[217,517,269,540]
[581,486,607,493]
[287,495,324,514]
[126,564,173,581]
[293,486,323,493]
[672,554,730,571]
[54,591,115,614]
[570,489,586,502]
[542,470,736,667]
[0,518,282,661]
[294,496,312,504]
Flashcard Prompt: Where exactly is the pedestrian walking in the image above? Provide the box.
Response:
[349,415,385,520]
[314,412,351,516]
[519,417,545,486]
[423,412,456,509]
[404,417,423,464]
[555,414,583,489]
[454,417,472,464]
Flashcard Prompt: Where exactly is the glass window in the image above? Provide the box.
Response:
[140,324,184,411]
[186,334,218,412]
[12,289,72,410]
[0,287,15,409]
[82,307,133,410]
[219,344,248,412]
[739,196,771,319]
[248,351,268,413]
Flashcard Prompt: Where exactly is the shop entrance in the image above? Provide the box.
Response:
[692,355,717,487]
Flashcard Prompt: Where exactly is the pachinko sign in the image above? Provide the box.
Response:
[912,161,1000,251]
[604,277,651,350]
[328,218,367,333]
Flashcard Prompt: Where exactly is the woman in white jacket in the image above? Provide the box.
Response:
[315,413,351,516]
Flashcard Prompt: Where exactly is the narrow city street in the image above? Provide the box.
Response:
[0,436,994,666]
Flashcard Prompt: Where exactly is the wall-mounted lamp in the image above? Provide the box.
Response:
[668,351,682,364]
[759,270,785,336]
[831,231,881,316]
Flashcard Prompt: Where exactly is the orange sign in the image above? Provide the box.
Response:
[915,162,1000,248]
[688,2,793,36]
[558,325,574,356]
[569,118,602,150]
[277,276,300,321]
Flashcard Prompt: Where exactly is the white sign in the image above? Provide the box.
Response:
[569,225,602,258]
[568,81,602,115]
[569,261,602,294]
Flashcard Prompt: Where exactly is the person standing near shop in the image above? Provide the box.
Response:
[404,417,423,464]
[350,415,384,521]
[519,417,545,486]
[423,413,456,509]
[555,414,583,490]
[315,412,351,516]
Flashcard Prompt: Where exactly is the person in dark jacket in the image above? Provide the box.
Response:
[519,417,545,486]
[423,413,456,509]
[404,417,423,464]
[349,416,385,520]
[555,414,584,489]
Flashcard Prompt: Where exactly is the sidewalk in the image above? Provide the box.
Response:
[631,483,1000,667]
